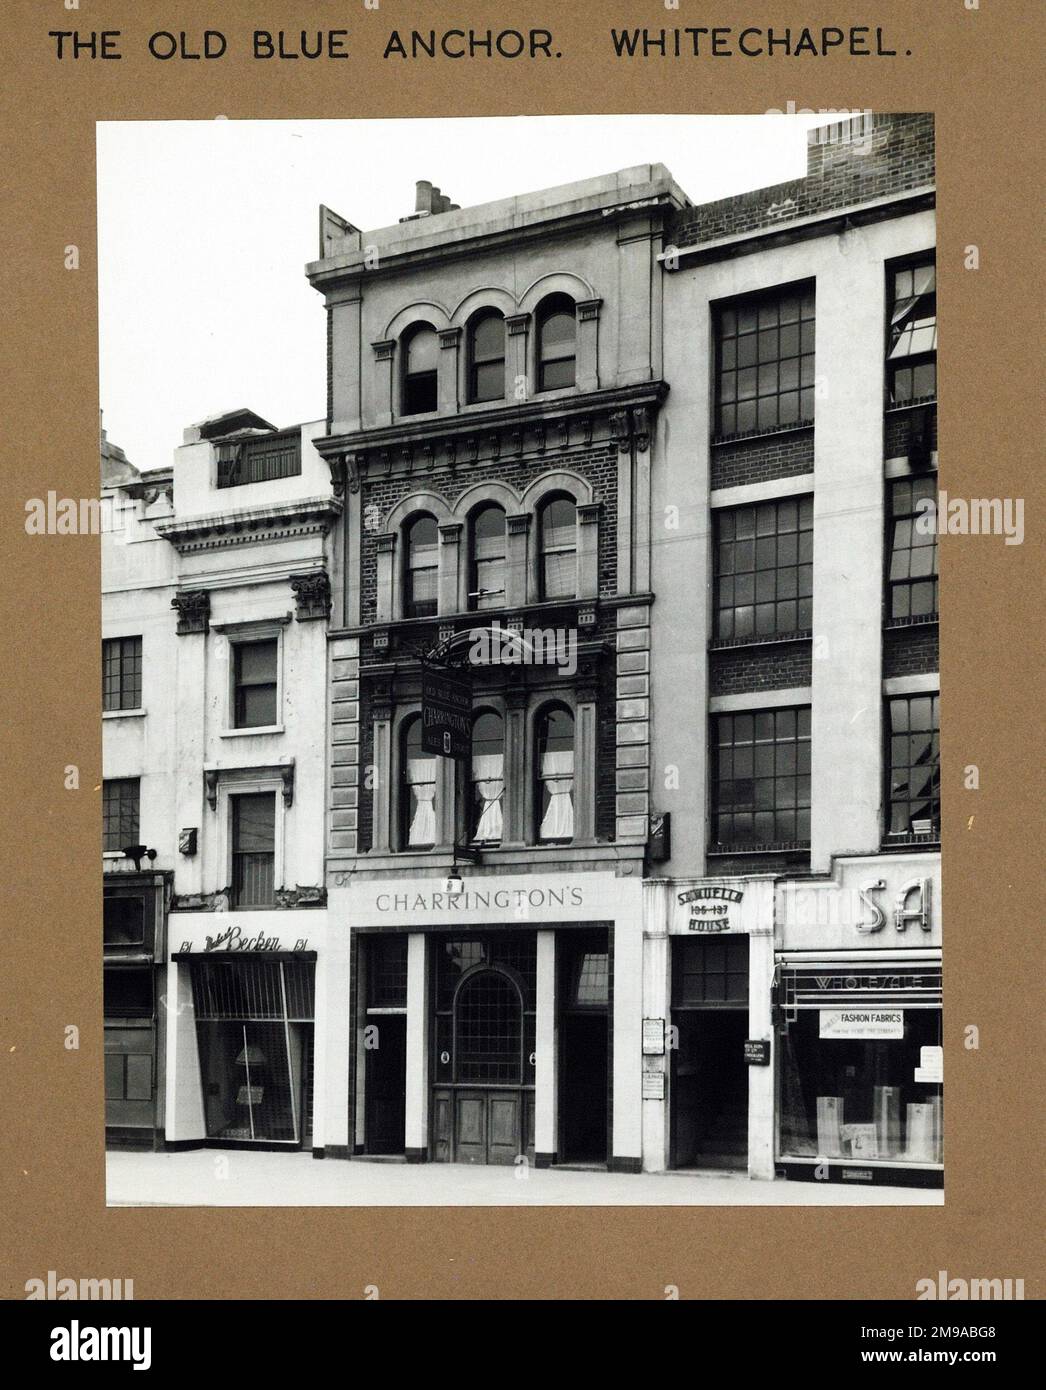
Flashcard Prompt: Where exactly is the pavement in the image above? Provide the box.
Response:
[107,1149,944,1206]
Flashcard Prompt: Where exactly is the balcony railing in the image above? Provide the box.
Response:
[217,433,302,489]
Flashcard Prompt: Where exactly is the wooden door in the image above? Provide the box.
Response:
[454,1091,488,1163]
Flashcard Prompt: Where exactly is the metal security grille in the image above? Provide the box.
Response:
[454,970,522,1084]
[190,959,315,1021]
[102,636,142,711]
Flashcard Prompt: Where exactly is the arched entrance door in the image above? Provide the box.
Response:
[433,964,533,1164]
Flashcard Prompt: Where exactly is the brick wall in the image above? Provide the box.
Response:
[884,404,938,461]
[673,113,934,250]
[709,640,812,696]
[711,427,814,491]
[359,443,620,626]
[883,622,939,679]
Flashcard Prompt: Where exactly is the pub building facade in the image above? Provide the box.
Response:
[106,113,942,1185]
[308,169,687,1168]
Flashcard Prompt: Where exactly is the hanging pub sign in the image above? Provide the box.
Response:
[421,661,472,760]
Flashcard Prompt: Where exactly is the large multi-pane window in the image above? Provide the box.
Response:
[714,497,814,639]
[538,495,577,600]
[716,284,815,436]
[404,514,439,618]
[103,778,140,852]
[887,476,939,619]
[103,636,142,711]
[233,640,278,728]
[468,504,506,611]
[886,693,940,837]
[712,708,811,847]
[467,310,505,403]
[887,256,937,405]
[231,793,276,907]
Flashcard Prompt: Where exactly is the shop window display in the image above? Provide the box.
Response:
[779,1007,942,1165]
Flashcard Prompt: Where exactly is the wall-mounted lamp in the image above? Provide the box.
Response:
[122,845,157,872]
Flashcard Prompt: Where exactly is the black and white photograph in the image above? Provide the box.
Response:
[98,112,942,1208]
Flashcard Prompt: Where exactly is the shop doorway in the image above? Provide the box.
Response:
[558,933,610,1164]
[671,936,750,1171]
[365,1015,407,1154]
[430,934,537,1165]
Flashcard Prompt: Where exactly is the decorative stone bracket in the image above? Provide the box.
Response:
[291,570,332,621]
[204,761,295,811]
[610,405,655,454]
[172,589,210,634]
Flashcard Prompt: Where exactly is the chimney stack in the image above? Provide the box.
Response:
[408,180,457,219]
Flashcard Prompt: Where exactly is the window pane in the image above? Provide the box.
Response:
[236,641,277,686]
[540,310,575,354]
[472,313,504,363]
[540,356,574,390]
[405,326,438,373]
[103,779,140,852]
[124,1054,153,1101]
[233,794,275,853]
[473,360,504,401]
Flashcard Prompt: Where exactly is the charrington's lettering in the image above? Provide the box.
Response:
[375,886,585,913]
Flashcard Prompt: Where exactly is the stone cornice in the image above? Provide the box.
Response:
[153,496,342,554]
[307,190,683,293]
[317,380,669,488]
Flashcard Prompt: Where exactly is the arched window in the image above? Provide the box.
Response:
[454,969,522,1083]
[400,716,436,850]
[401,323,438,415]
[470,710,505,845]
[538,495,578,599]
[468,503,506,611]
[403,514,438,618]
[535,705,575,843]
[467,310,505,403]
[536,295,576,391]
